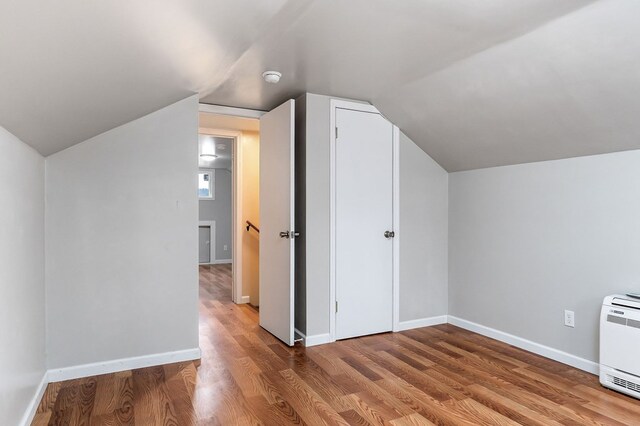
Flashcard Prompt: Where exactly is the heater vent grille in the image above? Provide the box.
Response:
[606,374,640,394]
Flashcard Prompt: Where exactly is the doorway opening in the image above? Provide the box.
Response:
[198,100,299,348]
[197,108,261,313]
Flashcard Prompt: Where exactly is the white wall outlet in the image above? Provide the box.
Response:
[223,245,228,251]
[564,310,575,328]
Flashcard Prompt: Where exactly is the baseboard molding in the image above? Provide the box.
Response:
[20,371,48,426]
[302,333,332,347]
[213,259,232,264]
[239,295,250,304]
[396,315,448,331]
[447,316,598,374]
[47,347,201,382]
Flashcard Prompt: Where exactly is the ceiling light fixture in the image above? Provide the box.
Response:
[262,70,282,84]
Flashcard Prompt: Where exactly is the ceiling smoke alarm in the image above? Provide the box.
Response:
[262,71,282,84]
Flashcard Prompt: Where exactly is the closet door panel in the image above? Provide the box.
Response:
[335,107,393,340]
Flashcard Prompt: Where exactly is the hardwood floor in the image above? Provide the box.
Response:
[33,264,640,425]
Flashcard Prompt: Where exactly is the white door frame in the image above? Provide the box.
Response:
[199,103,266,119]
[198,220,216,264]
[329,99,400,342]
[199,103,265,305]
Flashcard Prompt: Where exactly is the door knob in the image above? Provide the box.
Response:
[384,230,395,239]
[280,231,301,239]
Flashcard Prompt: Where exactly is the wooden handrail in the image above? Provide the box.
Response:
[246,220,259,233]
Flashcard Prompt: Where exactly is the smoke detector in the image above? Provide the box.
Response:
[262,71,282,84]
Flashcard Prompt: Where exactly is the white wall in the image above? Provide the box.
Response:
[399,132,448,322]
[299,94,333,337]
[45,95,199,369]
[199,168,232,261]
[0,127,46,425]
[449,149,640,363]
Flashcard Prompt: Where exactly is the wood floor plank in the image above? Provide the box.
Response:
[33,264,640,425]
[277,368,349,425]
[30,412,51,426]
[444,397,521,426]
[465,384,564,426]
[389,412,434,426]
[375,377,481,426]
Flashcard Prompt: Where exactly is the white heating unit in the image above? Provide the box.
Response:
[600,294,640,399]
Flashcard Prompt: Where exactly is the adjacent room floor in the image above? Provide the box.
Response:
[33,265,640,425]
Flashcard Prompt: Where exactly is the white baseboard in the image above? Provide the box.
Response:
[239,295,250,304]
[20,371,48,426]
[213,259,232,264]
[47,347,201,382]
[302,332,332,347]
[396,315,448,331]
[447,316,598,374]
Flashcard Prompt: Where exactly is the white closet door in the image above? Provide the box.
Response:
[259,99,296,346]
[335,107,394,340]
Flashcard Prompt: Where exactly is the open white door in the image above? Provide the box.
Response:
[259,99,295,346]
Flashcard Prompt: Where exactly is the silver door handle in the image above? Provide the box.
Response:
[384,230,395,239]
[280,231,301,239]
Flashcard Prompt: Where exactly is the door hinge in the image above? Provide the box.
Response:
[335,301,338,313]
[335,127,338,139]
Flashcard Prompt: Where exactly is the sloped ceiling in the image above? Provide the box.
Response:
[2,0,638,171]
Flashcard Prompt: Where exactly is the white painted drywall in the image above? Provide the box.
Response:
[199,169,232,261]
[399,132,448,322]
[45,95,199,369]
[0,127,46,425]
[299,93,333,337]
[449,149,640,362]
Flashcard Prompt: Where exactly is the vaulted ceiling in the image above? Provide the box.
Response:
[2,0,639,171]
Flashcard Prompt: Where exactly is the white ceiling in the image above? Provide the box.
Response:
[3,0,639,171]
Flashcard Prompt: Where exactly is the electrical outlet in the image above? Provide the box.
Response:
[223,245,228,251]
[564,310,575,328]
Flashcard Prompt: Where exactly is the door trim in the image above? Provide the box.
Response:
[329,99,400,343]
[198,220,216,265]
[199,103,266,119]
[392,125,400,333]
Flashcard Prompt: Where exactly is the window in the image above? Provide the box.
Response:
[199,170,215,199]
